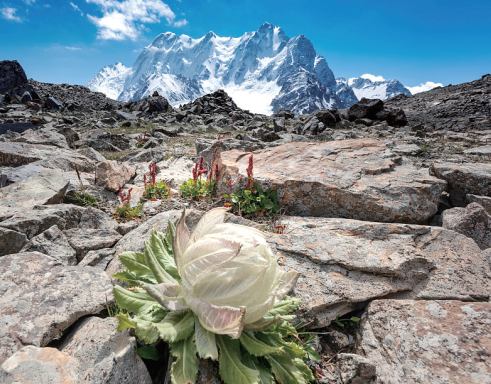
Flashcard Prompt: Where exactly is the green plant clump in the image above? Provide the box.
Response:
[141,163,170,201]
[180,156,217,201]
[113,208,314,384]
[114,187,142,221]
[222,155,280,216]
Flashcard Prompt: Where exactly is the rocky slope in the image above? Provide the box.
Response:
[1,61,491,383]
[86,23,413,115]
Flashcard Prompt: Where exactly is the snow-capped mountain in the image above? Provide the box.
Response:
[86,24,415,115]
[87,23,348,115]
[85,62,130,100]
[338,74,412,101]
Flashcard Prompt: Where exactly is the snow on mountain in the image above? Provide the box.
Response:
[341,74,412,101]
[85,62,130,100]
[407,81,443,95]
[86,23,346,115]
[86,25,421,114]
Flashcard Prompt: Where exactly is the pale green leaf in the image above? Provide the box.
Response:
[265,351,307,384]
[266,297,302,318]
[142,283,189,312]
[174,209,190,275]
[154,311,195,343]
[255,332,305,359]
[243,315,283,332]
[112,270,155,287]
[133,317,160,344]
[188,207,228,246]
[242,354,275,384]
[170,335,199,384]
[293,358,315,382]
[216,335,260,384]
[137,346,161,361]
[274,271,301,301]
[239,331,282,356]
[165,220,176,249]
[149,230,180,280]
[145,235,179,285]
[113,285,156,314]
[115,313,135,332]
[195,316,218,360]
[119,251,154,277]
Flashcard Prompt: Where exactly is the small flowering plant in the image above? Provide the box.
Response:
[222,155,280,216]
[136,131,147,148]
[114,186,142,221]
[180,150,219,201]
[113,208,313,384]
[141,162,170,202]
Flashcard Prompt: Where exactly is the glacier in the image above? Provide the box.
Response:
[86,23,415,115]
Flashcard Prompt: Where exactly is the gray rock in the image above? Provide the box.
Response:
[325,330,350,350]
[392,144,421,156]
[60,316,152,383]
[79,206,119,232]
[270,216,491,327]
[20,225,76,265]
[78,248,116,269]
[338,354,376,384]
[0,204,85,239]
[64,228,122,261]
[0,164,45,186]
[466,194,491,215]
[95,160,136,193]
[348,98,384,121]
[116,220,140,236]
[0,228,27,257]
[0,252,113,364]
[464,145,491,155]
[0,169,69,216]
[13,128,69,149]
[357,300,491,383]
[77,147,106,163]
[442,202,491,250]
[0,122,38,135]
[0,346,80,383]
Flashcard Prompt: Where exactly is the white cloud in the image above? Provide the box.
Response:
[86,0,179,41]
[23,0,36,4]
[44,4,52,7]
[360,74,386,82]
[65,46,82,50]
[1,7,22,22]
[407,81,443,95]
[70,2,84,16]
[173,18,187,27]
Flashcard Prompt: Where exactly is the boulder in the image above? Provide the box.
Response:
[59,317,152,383]
[0,163,45,186]
[45,96,63,109]
[356,300,491,384]
[78,146,106,162]
[0,60,33,97]
[0,228,27,257]
[442,202,491,250]
[392,144,421,156]
[270,216,491,327]
[0,169,69,216]
[0,346,79,384]
[0,122,37,135]
[78,248,116,269]
[154,156,195,188]
[0,318,152,383]
[13,128,69,149]
[63,228,122,261]
[0,142,95,171]
[338,354,376,384]
[430,162,491,206]
[217,140,447,223]
[196,138,266,165]
[0,252,113,364]
[0,204,85,239]
[467,194,491,215]
[20,225,76,265]
[79,206,119,232]
[348,98,384,121]
[273,117,286,132]
[95,160,136,193]
[464,145,491,156]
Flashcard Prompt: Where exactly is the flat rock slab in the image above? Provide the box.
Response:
[0,142,94,170]
[0,252,113,365]
[467,194,491,215]
[217,139,447,223]
[269,216,491,327]
[64,228,122,261]
[14,128,69,149]
[464,145,491,155]
[357,300,491,384]
[431,162,491,205]
[0,169,69,215]
[0,204,85,239]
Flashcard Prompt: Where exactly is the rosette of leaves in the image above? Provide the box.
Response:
[223,184,280,216]
[113,208,313,384]
[142,180,170,201]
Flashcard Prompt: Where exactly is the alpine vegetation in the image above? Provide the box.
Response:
[113,207,315,384]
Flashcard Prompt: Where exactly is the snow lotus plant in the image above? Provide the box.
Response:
[113,208,314,384]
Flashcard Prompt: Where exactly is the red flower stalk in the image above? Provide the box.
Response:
[149,162,157,186]
[192,163,199,183]
[143,174,147,188]
[246,155,254,190]
[214,163,219,180]
[199,156,204,171]
[119,186,132,206]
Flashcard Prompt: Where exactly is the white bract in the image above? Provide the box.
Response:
[144,208,299,339]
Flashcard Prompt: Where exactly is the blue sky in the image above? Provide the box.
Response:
[1,0,490,89]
